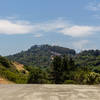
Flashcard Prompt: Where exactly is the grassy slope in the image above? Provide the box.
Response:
[0,56,28,84]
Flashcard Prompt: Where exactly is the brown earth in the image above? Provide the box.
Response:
[0,77,14,84]
[13,62,28,74]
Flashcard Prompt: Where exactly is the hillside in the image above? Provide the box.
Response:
[13,62,28,74]
[7,44,76,67]
[0,56,28,84]
[7,45,100,70]
[75,50,100,72]
[3,45,100,84]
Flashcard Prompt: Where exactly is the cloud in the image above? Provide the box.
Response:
[25,19,100,37]
[72,40,89,50]
[0,18,100,37]
[86,1,100,11]
[59,25,94,37]
[0,19,33,35]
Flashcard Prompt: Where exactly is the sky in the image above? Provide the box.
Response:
[0,0,100,55]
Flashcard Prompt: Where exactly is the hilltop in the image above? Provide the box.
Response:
[7,45,100,70]
[7,44,76,67]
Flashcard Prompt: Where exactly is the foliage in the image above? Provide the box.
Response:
[64,80,76,84]
[0,56,28,83]
[28,67,50,84]
[4,45,100,84]
[7,45,100,73]
[51,56,76,84]
[75,50,100,68]
[7,45,76,67]
[51,56,100,84]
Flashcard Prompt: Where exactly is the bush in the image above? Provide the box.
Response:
[28,67,50,84]
[64,80,76,84]
[0,65,28,84]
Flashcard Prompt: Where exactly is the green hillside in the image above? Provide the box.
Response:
[5,45,100,84]
[75,50,100,72]
[0,56,28,83]
[7,44,76,67]
[7,45,100,70]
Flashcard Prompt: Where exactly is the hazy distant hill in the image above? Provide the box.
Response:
[7,45,76,67]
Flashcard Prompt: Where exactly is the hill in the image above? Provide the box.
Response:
[0,56,28,84]
[7,45,100,71]
[75,50,100,72]
[7,44,76,67]
[4,45,100,84]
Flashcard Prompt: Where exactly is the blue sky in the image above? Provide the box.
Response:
[0,0,100,55]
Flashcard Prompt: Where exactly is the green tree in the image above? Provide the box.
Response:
[51,56,63,84]
[28,67,49,84]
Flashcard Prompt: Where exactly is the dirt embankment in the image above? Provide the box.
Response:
[13,62,29,74]
[0,77,14,84]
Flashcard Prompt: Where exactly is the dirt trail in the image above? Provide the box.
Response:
[0,77,13,84]
[0,85,100,100]
[13,62,28,74]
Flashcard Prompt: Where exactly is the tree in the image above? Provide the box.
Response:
[28,67,49,84]
[51,56,76,84]
[51,56,63,84]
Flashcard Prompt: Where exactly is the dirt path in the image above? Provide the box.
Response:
[0,77,13,84]
[0,85,100,100]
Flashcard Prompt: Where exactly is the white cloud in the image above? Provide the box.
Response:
[72,40,89,50]
[29,19,100,37]
[0,19,33,35]
[86,1,100,11]
[0,18,100,38]
[59,25,94,37]
[0,18,69,36]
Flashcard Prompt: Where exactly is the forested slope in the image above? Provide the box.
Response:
[7,45,76,67]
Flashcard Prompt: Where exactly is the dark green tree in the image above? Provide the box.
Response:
[51,56,63,84]
[28,67,49,84]
[51,56,76,84]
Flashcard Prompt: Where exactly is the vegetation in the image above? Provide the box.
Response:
[7,45,100,71]
[0,56,28,84]
[26,56,100,84]
[28,67,50,84]
[52,56,100,84]
[2,45,100,84]
[7,45,76,67]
